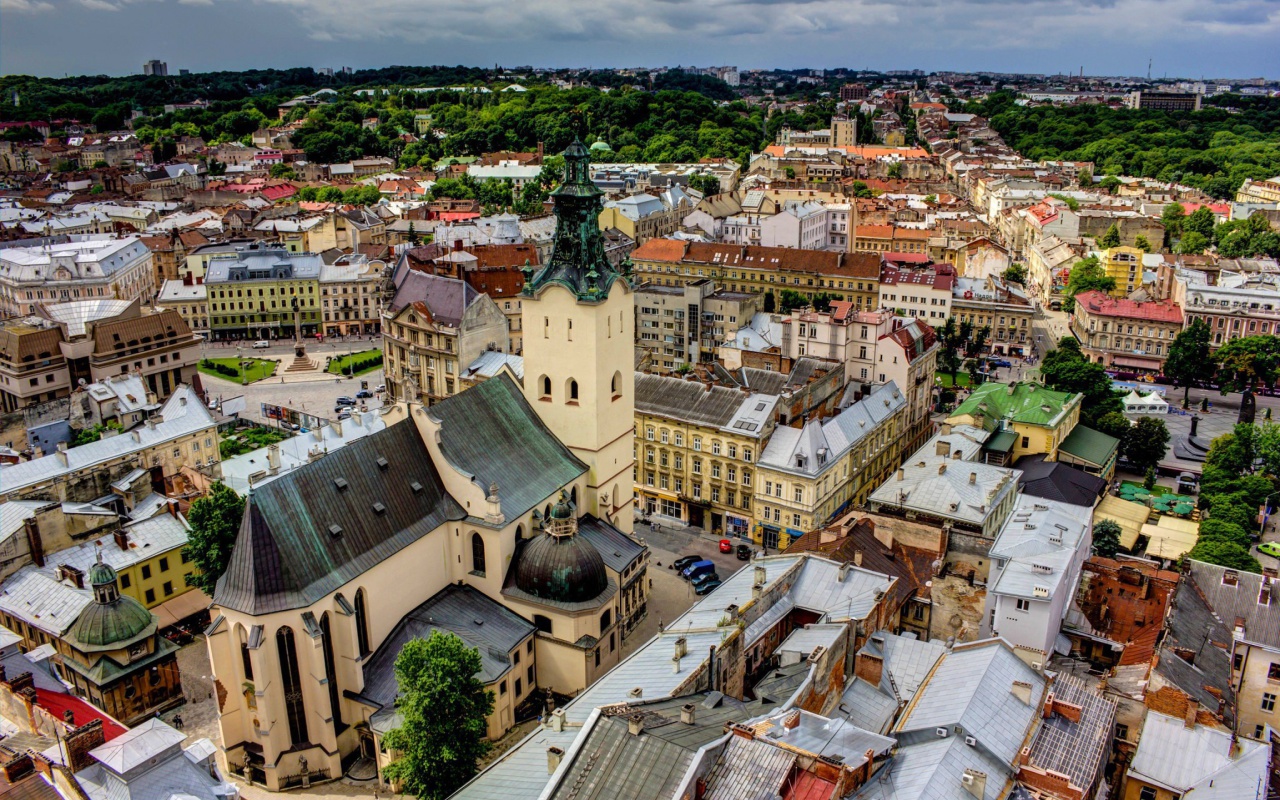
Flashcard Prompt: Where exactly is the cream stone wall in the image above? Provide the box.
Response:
[521,282,636,534]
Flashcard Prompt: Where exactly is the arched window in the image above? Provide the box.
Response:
[237,624,253,681]
[515,524,524,542]
[276,627,309,746]
[600,609,611,631]
[354,589,370,657]
[471,532,486,575]
[611,371,621,399]
[320,613,345,733]
[533,615,553,634]
[540,375,551,399]
[570,486,578,507]
[567,379,579,402]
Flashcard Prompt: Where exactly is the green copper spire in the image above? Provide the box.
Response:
[523,140,629,302]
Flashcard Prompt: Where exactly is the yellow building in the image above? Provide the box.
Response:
[1100,246,1144,298]
[947,381,1082,465]
[204,247,322,341]
[753,382,908,549]
[633,374,776,536]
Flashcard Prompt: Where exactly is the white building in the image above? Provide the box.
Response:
[982,496,1093,660]
[467,162,543,190]
[760,200,827,251]
[0,235,155,318]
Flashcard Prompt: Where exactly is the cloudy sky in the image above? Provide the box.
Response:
[2,0,1277,79]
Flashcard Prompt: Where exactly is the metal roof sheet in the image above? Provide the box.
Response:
[1129,711,1268,795]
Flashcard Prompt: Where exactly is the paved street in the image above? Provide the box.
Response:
[1031,305,1072,354]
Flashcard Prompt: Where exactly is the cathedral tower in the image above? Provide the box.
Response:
[521,141,635,533]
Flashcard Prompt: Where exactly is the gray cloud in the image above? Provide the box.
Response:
[2,0,1276,78]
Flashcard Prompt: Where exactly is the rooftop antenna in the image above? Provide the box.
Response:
[1147,58,1152,82]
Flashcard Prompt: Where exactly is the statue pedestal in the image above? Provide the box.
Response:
[285,342,318,373]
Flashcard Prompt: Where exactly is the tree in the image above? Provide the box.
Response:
[936,318,963,385]
[1215,335,1280,393]
[1206,493,1257,531]
[1093,411,1131,442]
[1092,519,1122,558]
[268,163,295,180]
[382,632,494,800]
[1177,231,1209,255]
[1099,175,1122,194]
[1164,319,1215,408]
[1143,466,1157,490]
[1134,234,1153,253]
[924,194,938,204]
[1041,337,1123,426]
[1124,417,1170,474]
[1197,518,1251,548]
[183,482,246,595]
[779,289,810,313]
[1098,223,1121,249]
[1002,263,1027,285]
[687,173,720,196]
[1186,538,1261,573]
[1184,207,1216,239]
[1161,202,1185,242]
[1062,256,1115,312]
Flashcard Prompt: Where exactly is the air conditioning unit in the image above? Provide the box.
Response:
[935,727,949,738]
[961,774,974,786]
[965,736,977,747]
[1031,661,1043,670]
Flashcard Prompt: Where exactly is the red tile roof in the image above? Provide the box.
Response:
[1074,291,1183,324]
[34,689,126,741]
[631,238,689,263]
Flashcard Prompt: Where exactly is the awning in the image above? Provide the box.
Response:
[152,588,212,628]
[1112,356,1162,370]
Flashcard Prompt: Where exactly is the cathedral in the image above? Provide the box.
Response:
[204,141,643,791]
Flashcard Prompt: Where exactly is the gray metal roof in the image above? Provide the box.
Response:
[214,420,464,616]
[634,373,776,437]
[759,382,905,477]
[861,631,947,704]
[839,678,898,735]
[577,515,646,574]
[545,713,697,800]
[359,584,535,709]
[388,269,481,324]
[702,736,796,800]
[1129,710,1269,797]
[76,719,233,800]
[1154,565,1236,726]
[1187,559,1280,648]
[1026,672,1115,791]
[988,497,1092,600]
[895,640,1044,767]
[853,735,1011,800]
[754,708,894,765]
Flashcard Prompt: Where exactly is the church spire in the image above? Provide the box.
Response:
[522,141,630,302]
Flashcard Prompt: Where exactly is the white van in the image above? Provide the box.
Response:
[252,340,270,349]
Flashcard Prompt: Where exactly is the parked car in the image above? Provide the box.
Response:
[718,538,732,553]
[356,389,373,399]
[375,384,386,393]
[736,544,752,560]
[336,411,351,421]
[694,578,722,595]
[335,405,354,416]
[691,572,720,592]
[673,555,703,573]
[1259,542,1280,558]
[252,340,270,349]
[336,395,356,407]
[989,358,1012,368]
[681,560,716,581]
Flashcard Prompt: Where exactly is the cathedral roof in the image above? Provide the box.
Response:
[215,375,587,616]
[523,140,631,303]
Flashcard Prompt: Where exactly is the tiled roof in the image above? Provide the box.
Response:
[1073,291,1183,324]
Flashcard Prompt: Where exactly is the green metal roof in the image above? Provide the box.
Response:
[429,374,587,520]
[951,381,1079,430]
[1058,425,1120,468]
[985,430,1018,453]
[66,595,154,651]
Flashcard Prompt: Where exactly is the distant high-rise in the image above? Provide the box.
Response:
[142,59,168,77]
[840,83,869,102]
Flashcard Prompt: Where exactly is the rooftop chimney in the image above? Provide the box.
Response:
[113,530,129,551]
[782,710,801,730]
[969,472,977,484]
[897,468,905,481]
[547,746,564,774]
[681,704,696,725]
[627,714,644,736]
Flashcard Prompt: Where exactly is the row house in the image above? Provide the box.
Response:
[850,224,931,255]
[633,280,761,372]
[1175,268,1280,347]
[878,264,954,323]
[0,235,155,319]
[951,274,1035,356]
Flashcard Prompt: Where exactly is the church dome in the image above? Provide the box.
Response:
[514,532,608,604]
[88,559,117,588]
[550,494,575,520]
[69,591,154,650]
[589,140,612,152]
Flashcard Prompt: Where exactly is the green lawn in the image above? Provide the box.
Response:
[198,357,277,384]
[936,373,973,388]
[220,426,293,459]
[327,349,383,376]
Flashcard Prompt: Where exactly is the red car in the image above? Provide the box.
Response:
[719,538,732,553]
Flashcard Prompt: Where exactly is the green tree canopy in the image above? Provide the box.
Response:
[1186,538,1261,573]
[382,631,494,799]
[1196,518,1251,548]
[182,482,246,595]
[1134,234,1153,253]
[1062,256,1115,312]
[1002,263,1027,285]
[1040,336,1123,425]
[1123,416,1171,474]
[1164,319,1215,408]
[1098,223,1122,248]
[1184,207,1216,239]
[1215,335,1280,392]
[1092,519,1122,558]
[1176,231,1209,254]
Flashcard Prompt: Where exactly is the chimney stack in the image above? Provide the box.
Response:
[23,518,43,568]
[627,714,644,736]
[969,472,977,484]
[113,530,129,551]
[547,746,564,774]
[681,704,696,725]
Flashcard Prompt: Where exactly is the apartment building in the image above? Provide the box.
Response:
[634,373,777,535]
[878,264,954,322]
[630,240,883,312]
[381,270,509,405]
[0,235,155,319]
[634,280,761,372]
[1070,290,1183,373]
[0,320,70,411]
[203,246,323,340]
[1099,246,1146,298]
[951,275,1035,357]
[851,225,931,255]
[597,188,691,243]
[754,382,908,548]
[319,255,385,336]
[155,278,208,335]
[1176,268,1280,348]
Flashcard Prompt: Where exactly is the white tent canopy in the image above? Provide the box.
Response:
[1124,390,1170,414]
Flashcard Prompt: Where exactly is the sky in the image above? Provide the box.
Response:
[2,0,1278,80]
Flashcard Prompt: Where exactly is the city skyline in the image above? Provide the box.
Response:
[1,0,1277,80]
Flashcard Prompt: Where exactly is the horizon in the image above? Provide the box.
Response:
[2,0,1278,81]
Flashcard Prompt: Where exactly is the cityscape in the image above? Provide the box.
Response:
[0,55,1279,800]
